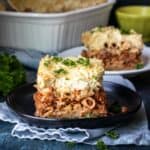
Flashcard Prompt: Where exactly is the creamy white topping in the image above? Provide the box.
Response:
[82,26,143,51]
[37,56,104,96]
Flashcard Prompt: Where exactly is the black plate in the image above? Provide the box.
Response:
[6,82,141,129]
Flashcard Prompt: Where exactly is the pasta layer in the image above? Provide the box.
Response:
[34,87,107,118]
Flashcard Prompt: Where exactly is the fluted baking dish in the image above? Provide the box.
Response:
[0,0,115,53]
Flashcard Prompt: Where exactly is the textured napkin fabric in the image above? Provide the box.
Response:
[0,76,149,145]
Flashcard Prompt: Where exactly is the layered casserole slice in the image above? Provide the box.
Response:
[34,56,108,118]
[81,26,144,70]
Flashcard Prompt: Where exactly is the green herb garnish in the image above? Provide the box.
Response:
[66,141,76,149]
[136,63,144,69]
[92,76,98,80]
[97,26,102,31]
[120,29,129,34]
[63,59,76,67]
[77,58,90,66]
[44,61,49,67]
[0,53,26,96]
[54,68,68,75]
[105,130,119,139]
[52,56,63,63]
[109,102,121,113]
[96,140,108,150]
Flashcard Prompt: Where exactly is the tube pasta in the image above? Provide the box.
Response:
[33,87,107,118]
[81,97,96,109]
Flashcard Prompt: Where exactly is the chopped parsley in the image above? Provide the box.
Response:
[44,61,49,67]
[63,59,76,67]
[0,53,26,96]
[92,76,98,80]
[44,58,51,67]
[96,140,108,150]
[136,63,144,69]
[66,141,76,149]
[44,57,63,66]
[54,68,68,75]
[105,130,119,139]
[109,102,121,114]
[52,56,63,63]
[97,26,102,31]
[120,28,129,34]
[77,58,90,66]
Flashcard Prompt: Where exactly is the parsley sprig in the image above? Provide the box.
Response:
[66,141,76,149]
[63,59,76,67]
[0,53,26,96]
[109,102,121,113]
[105,130,119,139]
[77,57,90,66]
[52,56,63,63]
[136,63,144,69]
[96,140,108,150]
[54,68,68,75]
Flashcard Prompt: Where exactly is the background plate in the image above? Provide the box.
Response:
[6,81,141,129]
[58,46,150,76]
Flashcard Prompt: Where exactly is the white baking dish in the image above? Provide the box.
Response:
[0,0,115,53]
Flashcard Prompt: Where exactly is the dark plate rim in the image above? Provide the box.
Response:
[6,81,142,122]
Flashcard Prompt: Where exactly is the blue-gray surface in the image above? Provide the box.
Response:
[0,121,150,150]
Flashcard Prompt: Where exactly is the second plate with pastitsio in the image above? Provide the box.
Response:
[12,45,150,76]
[58,45,150,76]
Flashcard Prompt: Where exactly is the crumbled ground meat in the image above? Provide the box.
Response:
[82,49,142,70]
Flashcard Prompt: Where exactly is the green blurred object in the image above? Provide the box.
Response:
[116,6,150,42]
[0,53,26,96]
